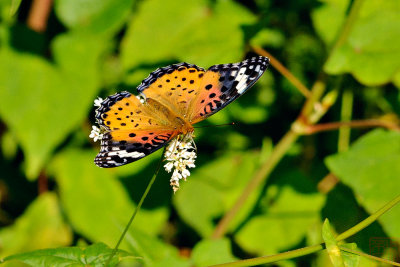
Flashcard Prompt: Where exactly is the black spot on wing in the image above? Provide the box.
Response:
[137,62,205,93]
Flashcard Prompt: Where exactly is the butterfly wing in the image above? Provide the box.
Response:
[188,56,269,124]
[94,91,177,167]
[137,62,206,119]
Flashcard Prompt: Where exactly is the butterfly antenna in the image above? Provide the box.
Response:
[194,122,236,129]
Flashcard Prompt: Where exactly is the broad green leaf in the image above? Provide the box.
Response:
[173,151,264,237]
[325,129,400,238]
[0,32,105,178]
[1,242,137,267]
[49,149,169,246]
[0,193,71,260]
[0,0,22,20]
[311,0,350,45]
[54,0,134,36]
[191,238,236,267]
[235,172,325,255]
[323,0,400,85]
[174,179,224,237]
[121,0,255,80]
[322,219,345,267]
[121,225,186,266]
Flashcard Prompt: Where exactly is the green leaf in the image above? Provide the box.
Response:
[311,0,350,45]
[0,0,22,20]
[191,238,236,267]
[48,149,169,245]
[322,219,345,267]
[323,0,400,85]
[121,0,255,77]
[122,227,186,266]
[235,172,326,255]
[174,179,224,237]
[1,242,137,267]
[0,33,105,178]
[0,193,72,259]
[54,0,134,36]
[173,151,264,237]
[325,129,400,238]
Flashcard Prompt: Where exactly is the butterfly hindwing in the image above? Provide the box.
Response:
[95,130,175,167]
[94,91,176,167]
[188,56,270,123]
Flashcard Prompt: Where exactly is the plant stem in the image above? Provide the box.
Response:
[210,244,324,267]
[210,194,400,267]
[27,0,53,32]
[211,130,299,238]
[331,0,365,51]
[252,46,311,98]
[339,246,400,267]
[106,155,163,266]
[338,89,354,152]
[336,194,400,242]
[304,119,400,135]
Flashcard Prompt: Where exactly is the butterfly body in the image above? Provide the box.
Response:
[94,56,269,168]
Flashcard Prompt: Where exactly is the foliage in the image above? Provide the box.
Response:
[0,0,399,266]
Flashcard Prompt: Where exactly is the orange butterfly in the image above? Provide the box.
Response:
[93,56,269,168]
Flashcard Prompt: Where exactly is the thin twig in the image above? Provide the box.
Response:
[27,0,53,32]
[339,246,400,267]
[317,173,339,194]
[106,155,163,266]
[252,46,312,98]
[338,88,353,152]
[330,0,365,51]
[336,194,400,242]
[303,119,400,135]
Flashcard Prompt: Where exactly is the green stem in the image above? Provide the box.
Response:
[106,155,163,266]
[338,88,353,152]
[339,246,400,267]
[336,194,400,242]
[210,244,324,267]
[210,194,400,267]
[331,0,365,51]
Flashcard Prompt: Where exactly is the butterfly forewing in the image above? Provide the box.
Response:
[188,56,269,123]
[94,91,177,167]
[137,63,206,119]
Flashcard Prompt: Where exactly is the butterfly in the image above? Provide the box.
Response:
[94,56,270,168]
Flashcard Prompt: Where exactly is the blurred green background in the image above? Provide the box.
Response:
[0,0,400,266]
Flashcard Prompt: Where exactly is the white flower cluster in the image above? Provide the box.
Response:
[164,135,197,193]
[89,125,103,142]
[89,97,104,142]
